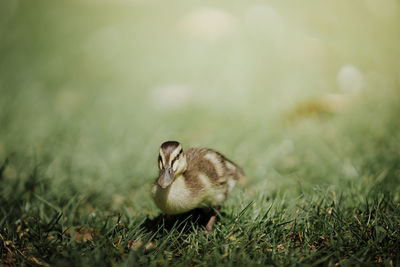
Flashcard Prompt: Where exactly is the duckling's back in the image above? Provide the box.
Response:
[184,148,245,207]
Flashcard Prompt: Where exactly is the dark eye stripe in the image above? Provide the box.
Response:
[170,156,178,167]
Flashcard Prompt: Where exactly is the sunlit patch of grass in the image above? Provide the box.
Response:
[1,162,399,265]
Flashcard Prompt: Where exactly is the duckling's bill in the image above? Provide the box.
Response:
[157,166,174,188]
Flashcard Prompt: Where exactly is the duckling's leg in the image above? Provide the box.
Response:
[205,215,216,232]
[205,206,221,232]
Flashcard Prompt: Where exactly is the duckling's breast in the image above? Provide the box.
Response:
[152,175,202,215]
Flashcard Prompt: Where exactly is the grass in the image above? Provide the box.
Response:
[1,0,400,266]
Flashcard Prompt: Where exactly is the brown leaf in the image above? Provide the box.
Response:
[28,256,49,267]
[64,226,98,243]
[127,239,143,251]
[3,251,15,267]
[75,227,97,243]
[144,241,156,250]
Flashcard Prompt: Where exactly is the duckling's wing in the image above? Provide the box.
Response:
[214,151,245,181]
[186,148,244,180]
[185,149,245,197]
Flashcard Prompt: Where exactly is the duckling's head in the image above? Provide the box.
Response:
[157,141,187,189]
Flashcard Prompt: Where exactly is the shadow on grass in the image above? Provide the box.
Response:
[140,208,222,234]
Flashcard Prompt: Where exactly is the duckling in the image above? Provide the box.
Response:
[151,141,245,231]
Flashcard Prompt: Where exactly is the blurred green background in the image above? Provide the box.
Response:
[1,0,399,213]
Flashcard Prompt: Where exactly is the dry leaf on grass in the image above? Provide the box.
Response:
[28,256,49,267]
[64,227,98,243]
[145,241,156,250]
[126,239,143,251]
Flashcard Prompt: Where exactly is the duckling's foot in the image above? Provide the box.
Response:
[205,215,217,232]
